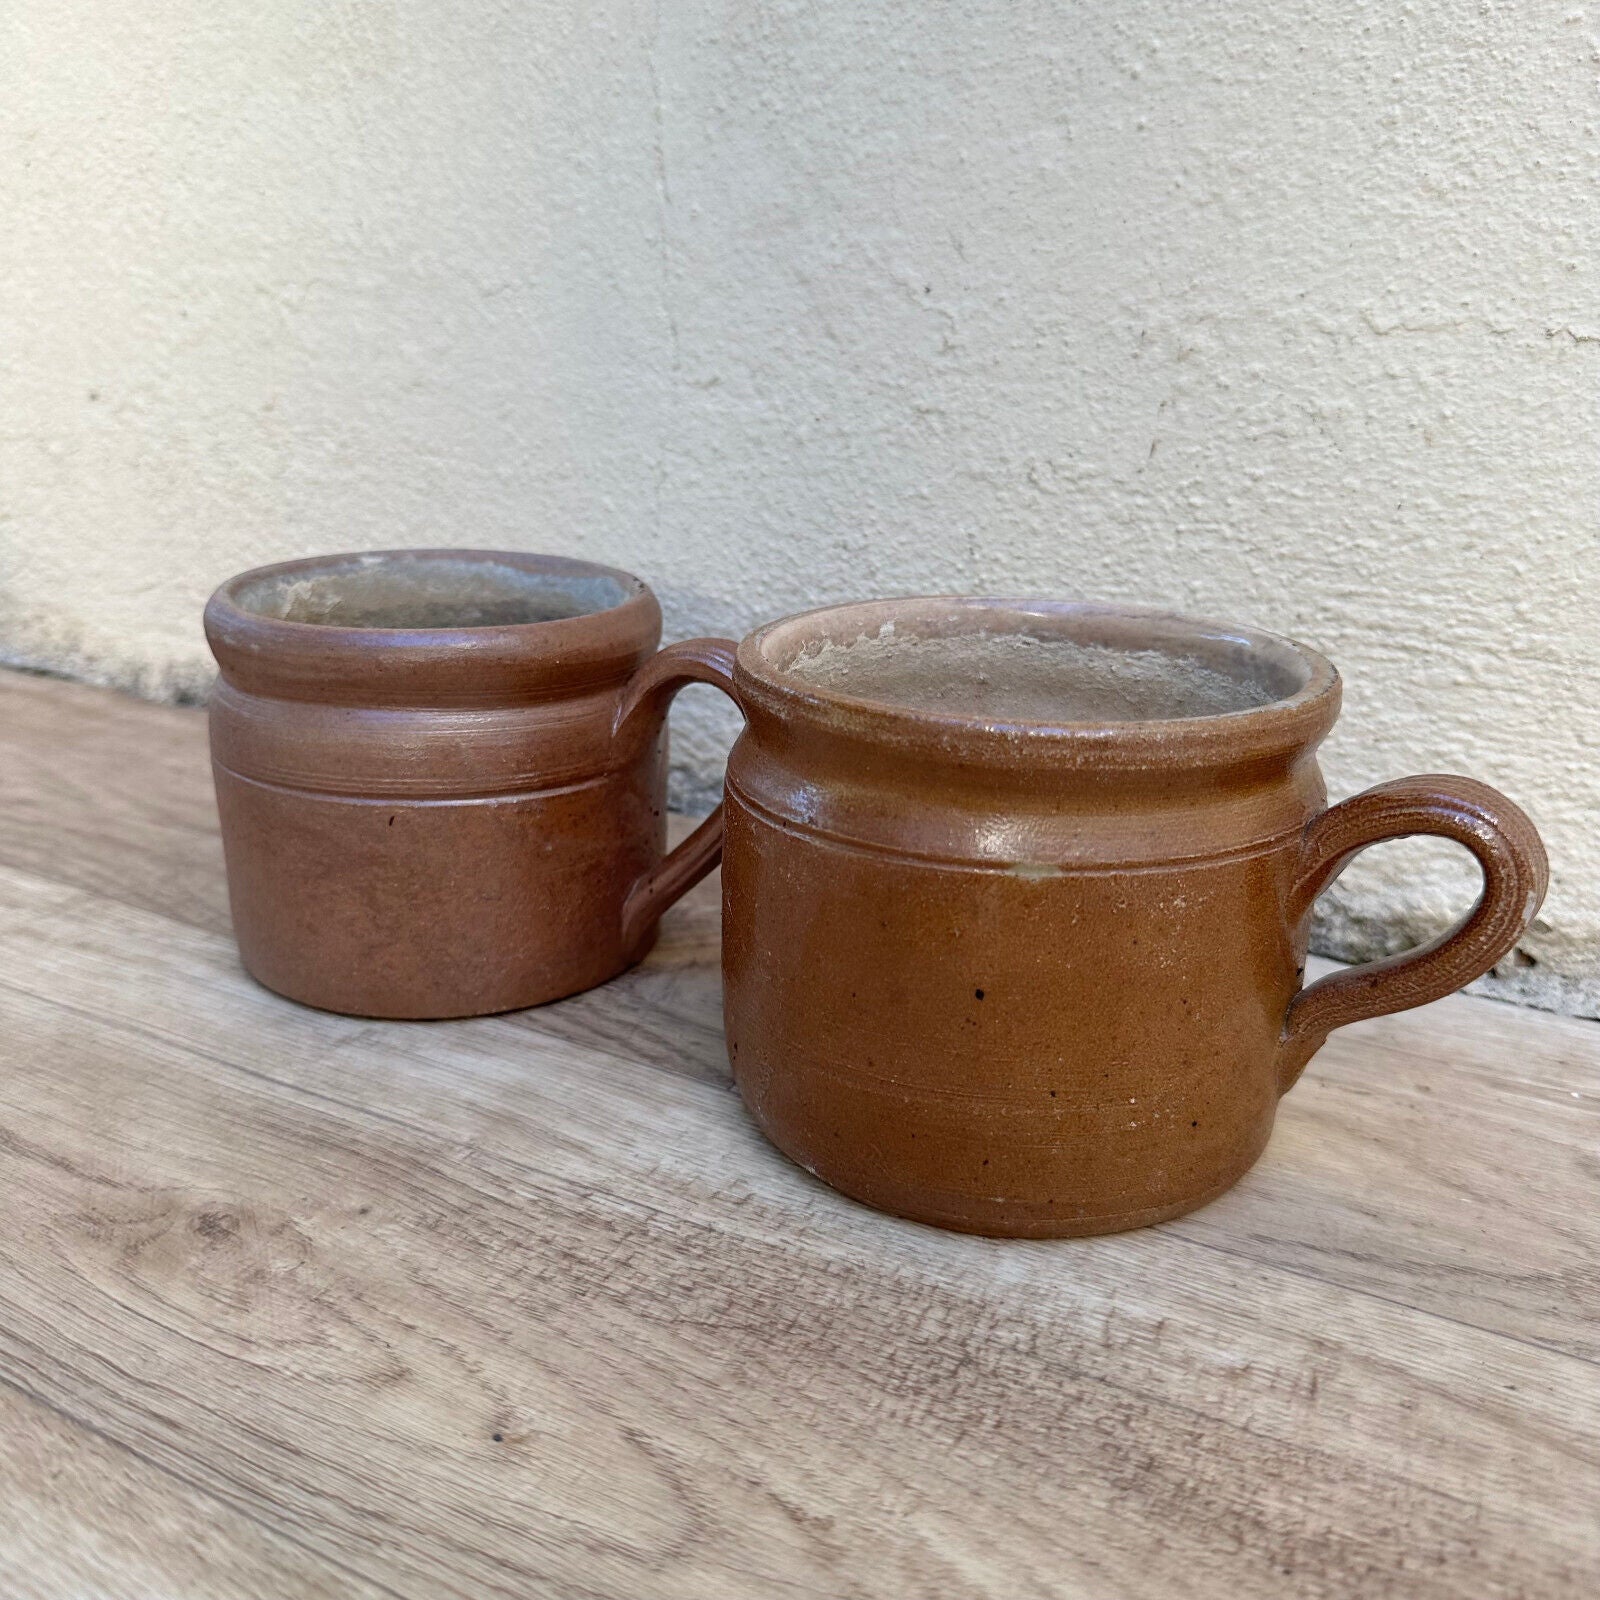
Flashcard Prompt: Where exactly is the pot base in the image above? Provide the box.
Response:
[235,928,657,1021]
[743,1094,1275,1239]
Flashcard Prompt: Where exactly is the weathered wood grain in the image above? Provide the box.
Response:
[1176,997,1600,1363]
[0,1381,394,1600]
[0,670,229,935]
[0,669,1597,1598]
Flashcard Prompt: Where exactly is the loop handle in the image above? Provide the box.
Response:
[1278,775,1548,1092]
[613,638,743,958]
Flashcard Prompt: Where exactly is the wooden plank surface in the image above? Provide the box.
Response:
[0,667,1596,1598]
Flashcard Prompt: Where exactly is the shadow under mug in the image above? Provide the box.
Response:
[657,598,1549,1238]
[206,549,727,1019]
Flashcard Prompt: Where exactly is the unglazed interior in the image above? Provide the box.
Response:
[771,601,1315,725]
[232,555,631,630]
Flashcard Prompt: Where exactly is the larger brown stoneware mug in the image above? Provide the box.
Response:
[206,549,731,1019]
[674,598,1549,1238]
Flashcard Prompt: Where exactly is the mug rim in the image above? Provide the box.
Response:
[206,549,662,706]
[735,596,1342,771]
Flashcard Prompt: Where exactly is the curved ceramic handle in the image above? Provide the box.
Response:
[613,637,743,958]
[1277,775,1548,1092]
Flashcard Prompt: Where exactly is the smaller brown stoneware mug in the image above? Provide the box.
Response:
[206,549,731,1019]
[679,598,1549,1238]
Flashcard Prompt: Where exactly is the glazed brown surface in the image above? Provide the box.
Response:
[717,597,1548,1237]
[205,550,727,1019]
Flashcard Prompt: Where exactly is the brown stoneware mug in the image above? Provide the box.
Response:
[206,549,731,1019]
[681,598,1549,1237]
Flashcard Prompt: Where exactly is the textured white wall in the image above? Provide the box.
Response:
[2,2,1596,1008]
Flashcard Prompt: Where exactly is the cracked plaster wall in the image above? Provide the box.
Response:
[2,2,1597,1010]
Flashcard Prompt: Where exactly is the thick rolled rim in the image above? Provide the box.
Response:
[205,549,661,706]
[734,596,1341,771]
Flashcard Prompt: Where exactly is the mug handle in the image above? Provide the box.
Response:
[612,637,744,959]
[1277,775,1548,1093]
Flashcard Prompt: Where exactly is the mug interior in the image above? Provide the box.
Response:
[230,553,631,631]
[768,601,1315,725]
